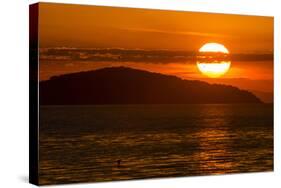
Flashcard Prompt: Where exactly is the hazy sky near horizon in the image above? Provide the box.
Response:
[39,3,273,53]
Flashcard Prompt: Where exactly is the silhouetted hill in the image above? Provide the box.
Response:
[40,67,262,105]
[251,90,273,104]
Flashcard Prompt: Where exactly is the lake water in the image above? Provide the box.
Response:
[39,104,273,185]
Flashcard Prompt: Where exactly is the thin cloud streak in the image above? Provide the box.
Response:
[121,27,232,38]
[39,48,273,63]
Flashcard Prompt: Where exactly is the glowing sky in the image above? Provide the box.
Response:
[39,3,273,53]
[37,3,274,102]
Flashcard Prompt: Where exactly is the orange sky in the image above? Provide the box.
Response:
[38,3,273,53]
[37,3,274,102]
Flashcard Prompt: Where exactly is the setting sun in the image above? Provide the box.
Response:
[199,43,229,54]
[33,4,273,185]
[197,61,231,78]
[197,43,231,78]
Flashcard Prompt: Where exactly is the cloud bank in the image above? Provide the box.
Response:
[40,48,273,63]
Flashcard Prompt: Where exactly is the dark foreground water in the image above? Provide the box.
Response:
[39,104,273,185]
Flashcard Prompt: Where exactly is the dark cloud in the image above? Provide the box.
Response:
[40,48,273,63]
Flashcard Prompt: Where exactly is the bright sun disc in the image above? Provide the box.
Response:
[197,43,231,78]
[199,43,229,54]
[197,61,231,78]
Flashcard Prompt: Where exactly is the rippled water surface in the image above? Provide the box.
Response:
[39,104,273,185]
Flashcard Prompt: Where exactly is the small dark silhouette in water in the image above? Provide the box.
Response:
[117,159,121,167]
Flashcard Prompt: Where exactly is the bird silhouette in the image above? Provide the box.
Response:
[117,159,121,167]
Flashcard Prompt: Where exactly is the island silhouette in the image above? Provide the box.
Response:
[40,66,262,105]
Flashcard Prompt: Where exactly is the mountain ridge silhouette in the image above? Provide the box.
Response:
[40,66,262,105]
